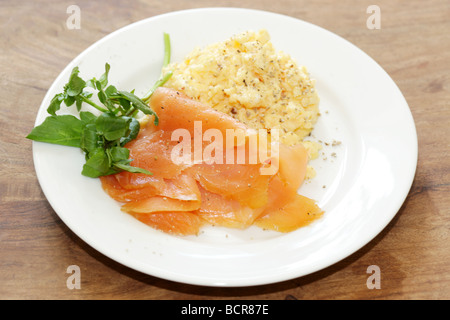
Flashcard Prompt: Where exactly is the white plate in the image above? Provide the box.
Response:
[32,8,417,287]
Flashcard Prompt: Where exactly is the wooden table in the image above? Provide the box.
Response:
[1,0,449,300]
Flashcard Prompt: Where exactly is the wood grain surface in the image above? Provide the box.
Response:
[1,0,449,300]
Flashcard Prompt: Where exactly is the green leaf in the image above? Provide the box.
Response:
[120,117,140,146]
[81,148,110,178]
[64,95,75,107]
[98,63,110,89]
[95,113,130,141]
[105,85,118,97]
[107,147,131,165]
[86,78,96,89]
[118,98,131,112]
[66,67,86,97]
[79,111,97,125]
[80,123,100,154]
[47,93,65,116]
[26,115,82,147]
[95,80,102,91]
[96,83,115,113]
[75,91,93,112]
[113,162,153,175]
[98,90,107,104]
[75,96,83,112]
[116,91,159,125]
[106,85,132,113]
[109,147,129,162]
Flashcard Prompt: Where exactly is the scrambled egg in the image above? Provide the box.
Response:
[163,30,321,178]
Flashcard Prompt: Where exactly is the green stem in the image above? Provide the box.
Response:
[80,95,108,113]
[130,108,139,118]
[162,33,171,68]
[125,106,137,117]
[142,33,173,104]
[142,71,173,103]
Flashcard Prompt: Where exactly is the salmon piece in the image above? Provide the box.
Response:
[255,143,309,217]
[195,185,264,229]
[254,194,323,232]
[259,174,296,216]
[114,171,165,190]
[121,195,201,214]
[100,174,157,202]
[277,143,309,191]
[160,174,201,201]
[120,174,201,213]
[101,174,200,203]
[115,174,160,190]
[188,163,270,209]
[150,87,249,135]
[124,130,191,179]
[132,212,204,236]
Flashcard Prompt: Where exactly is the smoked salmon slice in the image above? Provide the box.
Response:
[132,212,204,236]
[195,184,265,229]
[101,174,200,203]
[100,87,323,236]
[121,129,191,180]
[254,194,323,233]
[149,87,249,135]
[277,143,309,191]
[121,195,201,214]
[101,174,162,202]
[186,162,270,209]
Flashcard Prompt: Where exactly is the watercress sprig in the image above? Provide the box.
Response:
[27,33,173,178]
